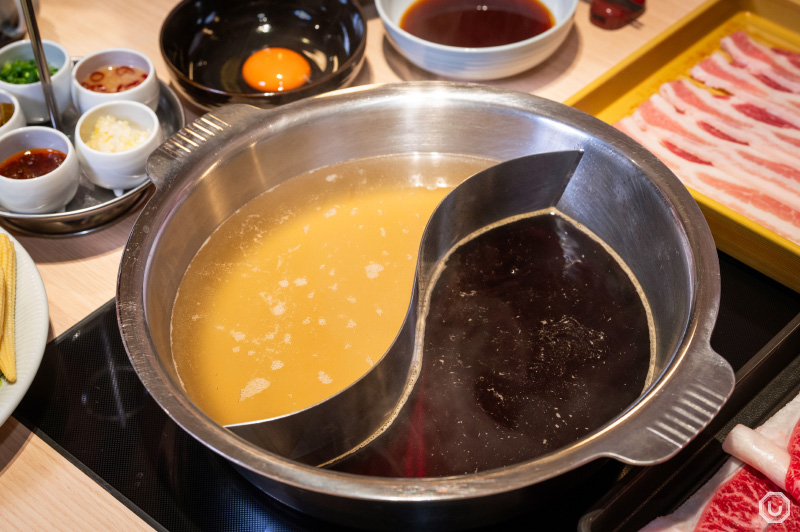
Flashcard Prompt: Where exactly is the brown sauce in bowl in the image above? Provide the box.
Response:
[331,211,653,477]
[400,0,555,48]
[0,148,66,180]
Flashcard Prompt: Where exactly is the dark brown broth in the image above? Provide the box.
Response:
[400,0,554,48]
[330,213,652,477]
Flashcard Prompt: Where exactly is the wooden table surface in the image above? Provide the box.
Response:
[0,0,707,529]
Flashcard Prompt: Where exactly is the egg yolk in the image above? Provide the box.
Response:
[241,47,311,92]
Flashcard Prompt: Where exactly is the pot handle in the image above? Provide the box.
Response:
[598,344,734,465]
[146,104,261,190]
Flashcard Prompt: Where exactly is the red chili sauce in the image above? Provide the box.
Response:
[80,65,148,93]
[0,148,66,180]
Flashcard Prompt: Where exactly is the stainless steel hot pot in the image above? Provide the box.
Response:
[118,83,735,530]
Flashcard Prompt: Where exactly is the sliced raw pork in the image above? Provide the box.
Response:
[691,53,800,113]
[613,32,800,247]
[615,116,800,242]
[720,31,800,84]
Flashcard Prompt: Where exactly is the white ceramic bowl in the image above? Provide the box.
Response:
[72,48,159,114]
[74,100,163,192]
[375,0,578,80]
[0,89,26,137]
[0,40,72,123]
[0,126,79,213]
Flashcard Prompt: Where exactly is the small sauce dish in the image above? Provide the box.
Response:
[0,126,79,213]
[74,100,162,193]
[0,39,72,123]
[72,48,159,114]
[375,0,578,80]
[0,89,26,137]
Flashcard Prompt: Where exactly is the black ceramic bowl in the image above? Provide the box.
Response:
[160,0,367,110]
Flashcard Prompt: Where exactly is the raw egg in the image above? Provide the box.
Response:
[241,47,311,92]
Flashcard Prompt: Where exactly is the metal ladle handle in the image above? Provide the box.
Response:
[19,0,60,130]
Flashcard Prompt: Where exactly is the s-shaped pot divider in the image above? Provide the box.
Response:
[227,150,585,466]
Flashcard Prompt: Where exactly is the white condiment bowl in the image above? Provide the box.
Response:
[0,39,72,123]
[74,100,163,192]
[72,48,159,114]
[0,89,26,137]
[0,126,79,213]
[375,0,578,80]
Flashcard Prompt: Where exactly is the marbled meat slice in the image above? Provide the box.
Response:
[634,93,800,180]
[691,53,800,112]
[629,96,800,203]
[732,99,800,130]
[720,31,800,84]
[724,425,796,499]
[692,53,772,99]
[640,392,800,531]
[773,47,800,71]
[724,421,800,506]
[660,80,750,127]
[660,79,800,137]
[615,32,800,247]
[659,80,800,150]
[615,117,800,242]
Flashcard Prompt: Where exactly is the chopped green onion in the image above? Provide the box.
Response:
[0,59,59,85]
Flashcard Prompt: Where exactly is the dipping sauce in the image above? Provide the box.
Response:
[331,210,654,476]
[170,154,494,425]
[0,148,66,180]
[80,65,148,93]
[0,102,14,127]
[241,48,311,92]
[400,0,555,48]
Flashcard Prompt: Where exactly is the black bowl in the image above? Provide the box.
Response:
[160,0,367,111]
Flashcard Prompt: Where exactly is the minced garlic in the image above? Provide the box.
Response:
[86,114,149,153]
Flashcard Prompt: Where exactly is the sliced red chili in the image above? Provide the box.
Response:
[90,71,104,82]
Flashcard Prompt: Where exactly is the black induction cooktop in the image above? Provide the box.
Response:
[12,251,800,531]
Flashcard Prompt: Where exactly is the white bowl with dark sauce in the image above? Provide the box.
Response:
[0,126,79,213]
[375,0,578,79]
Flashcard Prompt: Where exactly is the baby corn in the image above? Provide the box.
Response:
[0,267,6,343]
[0,234,15,382]
[0,268,4,347]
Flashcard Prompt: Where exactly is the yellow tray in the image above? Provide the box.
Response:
[566,0,800,293]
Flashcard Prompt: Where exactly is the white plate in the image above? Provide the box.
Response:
[0,228,48,426]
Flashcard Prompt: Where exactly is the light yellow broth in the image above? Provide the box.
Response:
[170,154,494,425]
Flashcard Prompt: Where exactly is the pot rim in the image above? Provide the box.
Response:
[117,82,731,503]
